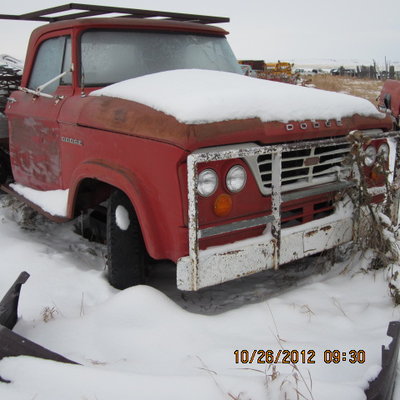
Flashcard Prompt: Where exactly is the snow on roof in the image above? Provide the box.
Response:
[91,69,384,124]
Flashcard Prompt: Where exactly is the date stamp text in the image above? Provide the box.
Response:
[234,349,365,364]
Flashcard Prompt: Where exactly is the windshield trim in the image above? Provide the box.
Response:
[78,28,239,88]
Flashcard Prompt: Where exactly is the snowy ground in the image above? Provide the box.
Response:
[0,195,399,400]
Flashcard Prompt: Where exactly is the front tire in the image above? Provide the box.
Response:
[106,190,146,289]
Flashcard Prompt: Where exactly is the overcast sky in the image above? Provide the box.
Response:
[1,0,399,65]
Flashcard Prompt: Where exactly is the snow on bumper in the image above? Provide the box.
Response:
[177,212,353,291]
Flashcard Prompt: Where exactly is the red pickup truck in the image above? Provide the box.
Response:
[379,79,400,128]
[0,4,398,291]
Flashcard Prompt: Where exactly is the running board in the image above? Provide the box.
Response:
[0,184,69,222]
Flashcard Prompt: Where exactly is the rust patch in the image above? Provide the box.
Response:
[305,229,318,237]
[304,156,320,166]
[220,249,243,257]
[9,117,61,188]
[113,108,127,123]
[305,225,332,237]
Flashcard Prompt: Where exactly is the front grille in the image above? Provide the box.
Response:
[281,199,335,228]
[257,142,351,192]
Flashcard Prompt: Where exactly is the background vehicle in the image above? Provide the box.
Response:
[239,59,296,83]
[379,79,400,128]
[239,64,257,77]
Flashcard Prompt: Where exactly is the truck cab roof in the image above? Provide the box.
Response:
[29,17,229,40]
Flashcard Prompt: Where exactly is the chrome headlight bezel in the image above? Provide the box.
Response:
[377,143,390,161]
[226,165,247,193]
[197,169,218,197]
[364,145,377,167]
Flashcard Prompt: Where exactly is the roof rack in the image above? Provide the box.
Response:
[0,3,229,24]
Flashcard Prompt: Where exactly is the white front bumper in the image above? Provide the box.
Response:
[177,213,353,291]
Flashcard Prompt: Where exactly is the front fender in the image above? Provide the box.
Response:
[67,158,187,261]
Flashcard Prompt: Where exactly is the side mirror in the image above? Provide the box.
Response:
[19,64,74,100]
[384,93,392,110]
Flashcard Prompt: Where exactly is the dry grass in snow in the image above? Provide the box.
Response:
[310,75,383,104]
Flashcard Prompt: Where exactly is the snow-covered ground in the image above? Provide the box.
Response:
[0,194,399,400]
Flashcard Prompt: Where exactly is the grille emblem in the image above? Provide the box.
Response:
[304,156,320,166]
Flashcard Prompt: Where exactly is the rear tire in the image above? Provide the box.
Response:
[106,190,146,289]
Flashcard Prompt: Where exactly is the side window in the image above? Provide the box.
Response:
[29,36,71,94]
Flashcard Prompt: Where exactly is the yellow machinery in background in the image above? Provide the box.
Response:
[238,60,297,83]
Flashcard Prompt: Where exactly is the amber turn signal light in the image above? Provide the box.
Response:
[214,194,232,217]
[371,167,385,185]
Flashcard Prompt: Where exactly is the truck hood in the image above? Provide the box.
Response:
[76,69,391,150]
[91,69,384,124]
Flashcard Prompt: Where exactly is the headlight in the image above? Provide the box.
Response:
[226,165,247,193]
[378,143,390,161]
[198,169,218,197]
[364,145,377,167]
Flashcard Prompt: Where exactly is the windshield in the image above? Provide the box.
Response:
[80,30,242,86]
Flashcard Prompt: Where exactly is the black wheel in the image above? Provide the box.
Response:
[106,190,146,289]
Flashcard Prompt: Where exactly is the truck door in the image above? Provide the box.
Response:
[7,35,72,191]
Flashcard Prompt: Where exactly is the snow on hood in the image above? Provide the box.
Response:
[91,69,384,124]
